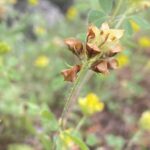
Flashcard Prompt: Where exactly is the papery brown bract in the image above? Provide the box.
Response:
[108,45,123,57]
[87,26,96,41]
[107,59,118,70]
[65,38,83,57]
[61,65,81,82]
[92,60,109,74]
[86,43,101,58]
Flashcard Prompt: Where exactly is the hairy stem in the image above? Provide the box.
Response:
[111,0,124,21]
[124,130,142,150]
[115,8,132,28]
[75,116,87,131]
[60,61,89,129]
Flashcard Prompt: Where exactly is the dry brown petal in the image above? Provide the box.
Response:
[87,26,95,41]
[107,45,123,57]
[108,59,118,70]
[92,60,109,74]
[86,43,101,58]
[65,38,83,56]
[0,6,6,20]
[61,65,81,82]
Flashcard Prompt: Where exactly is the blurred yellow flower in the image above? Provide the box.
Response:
[28,0,38,6]
[60,129,74,148]
[130,20,140,32]
[139,0,150,9]
[34,26,46,36]
[144,60,150,70]
[7,0,17,4]
[66,6,78,21]
[78,93,104,116]
[117,54,129,68]
[130,0,150,9]
[139,111,150,131]
[138,37,150,48]
[34,55,49,68]
[0,41,11,55]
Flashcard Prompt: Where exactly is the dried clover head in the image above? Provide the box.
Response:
[62,23,124,82]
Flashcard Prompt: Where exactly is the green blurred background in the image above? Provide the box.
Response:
[0,0,150,150]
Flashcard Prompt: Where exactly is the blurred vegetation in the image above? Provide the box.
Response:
[0,0,150,150]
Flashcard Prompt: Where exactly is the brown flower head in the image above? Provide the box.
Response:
[62,23,124,82]
[86,23,124,58]
[61,65,81,82]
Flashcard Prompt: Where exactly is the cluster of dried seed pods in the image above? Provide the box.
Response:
[61,23,124,82]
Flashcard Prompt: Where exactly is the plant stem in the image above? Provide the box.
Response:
[75,116,87,131]
[60,61,89,129]
[111,0,124,21]
[124,130,142,150]
[115,8,132,29]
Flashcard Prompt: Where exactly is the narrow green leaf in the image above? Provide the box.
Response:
[41,110,59,131]
[88,10,107,26]
[65,133,89,150]
[131,15,150,29]
[123,20,133,36]
[99,0,113,14]
[39,134,52,150]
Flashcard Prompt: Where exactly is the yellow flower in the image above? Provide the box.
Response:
[34,55,49,68]
[34,26,46,36]
[139,111,150,131]
[130,20,140,32]
[138,37,150,48]
[0,41,11,55]
[117,54,129,68]
[78,93,104,116]
[28,0,38,6]
[66,6,78,21]
[60,129,74,148]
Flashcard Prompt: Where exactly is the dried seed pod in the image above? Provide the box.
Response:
[86,43,101,58]
[107,59,118,70]
[61,65,81,82]
[92,60,109,74]
[65,38,83,56]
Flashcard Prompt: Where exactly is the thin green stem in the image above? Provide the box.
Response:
[75,116,87,131]
[60,61,89,129]
[124,130,142,150]
[111,0,124,21]
[115,8,132,29]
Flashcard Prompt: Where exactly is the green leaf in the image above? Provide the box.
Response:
[106,134,125,150]
[41,109,59,131]
[99,0,113,14]
[88,10,107,26]
[131,16,150,29]
[39,134,52,150]
[86,134,98,146]
[8,144,33,150]
[55,136,63,150]
[76,33,87,42]
[123,20,133,36]
[65,133,89,150]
